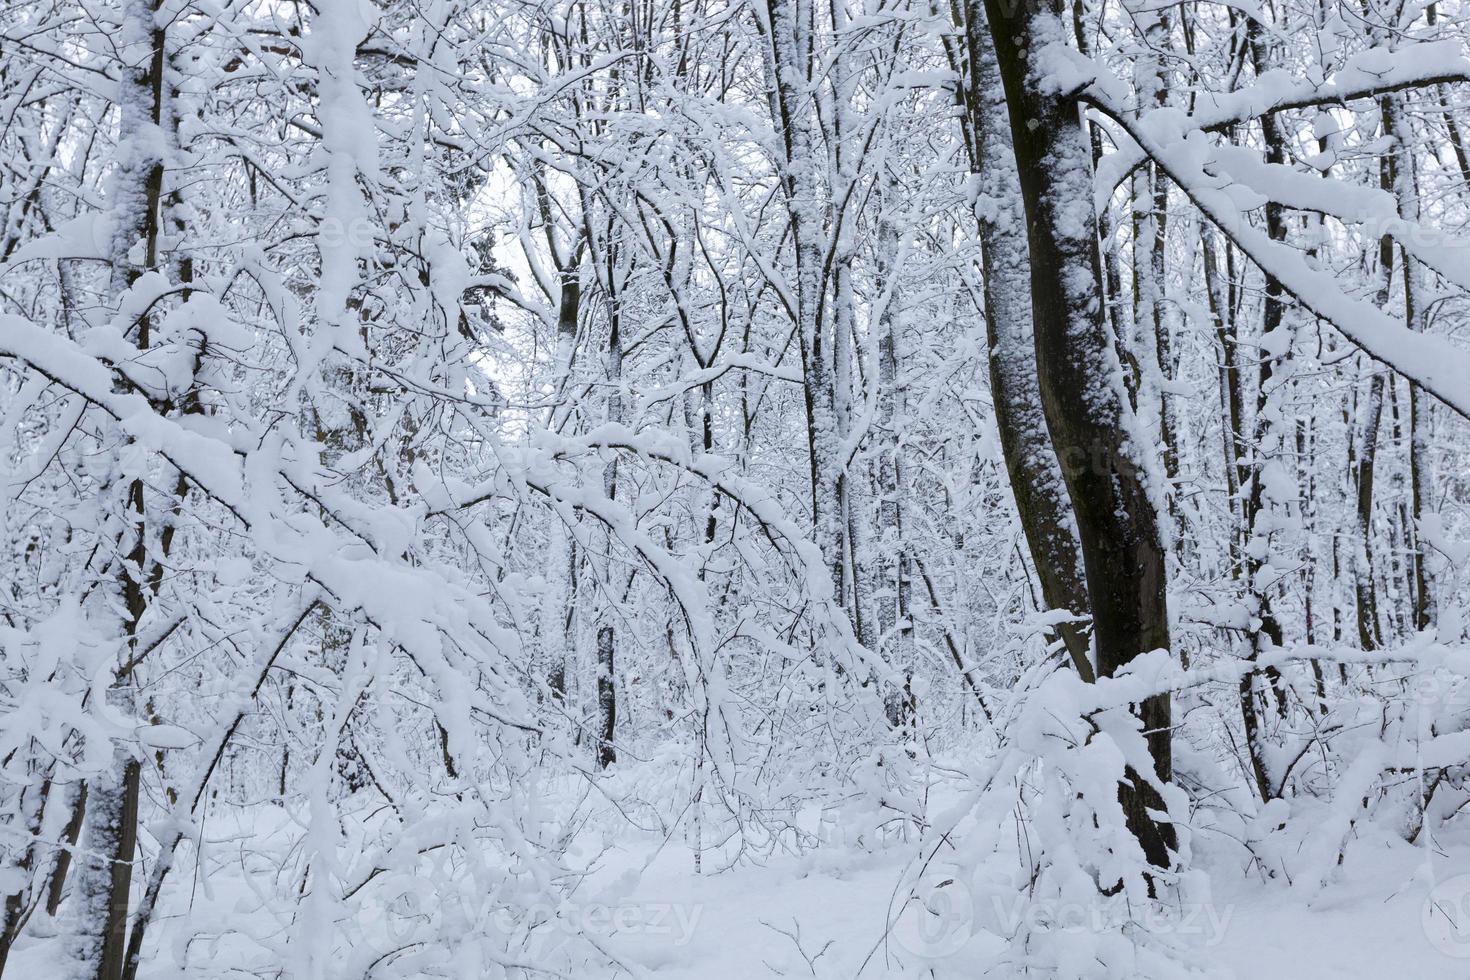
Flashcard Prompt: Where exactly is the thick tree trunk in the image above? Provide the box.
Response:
[979,0,1174,868]
[65,759,140,980]
[957,3,1093,682]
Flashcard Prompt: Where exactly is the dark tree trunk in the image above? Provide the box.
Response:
[44,782,88,917]
[595,624,617,769]
[979,0,1175,869]
[67,760,141,980]
[953,2,1095,683]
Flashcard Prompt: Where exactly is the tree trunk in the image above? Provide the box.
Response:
[1383,96,1435,631]
[956,2,1094,682]
[65,759,140,980]
[65,1,167,972]
[1235,13,1295,801]
[594,250,622,770]
[979,0,1174,868]
[763,0,847,624]
[1355,367,1386,651]
[44,782,88,917]
[595,624,617,769]
[873,172,919,717]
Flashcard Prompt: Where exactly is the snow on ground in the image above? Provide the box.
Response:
[569,811,1470,977]
[12,782,1469,978]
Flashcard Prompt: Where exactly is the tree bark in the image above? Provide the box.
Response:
[763,0,847,624]
[595,624,618,769]
[65,1,167,973]
[956,2,1094,682]
[979,0,1175,868]
[65,760,140,980]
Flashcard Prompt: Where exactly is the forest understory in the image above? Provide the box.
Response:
[3,0,1470,977]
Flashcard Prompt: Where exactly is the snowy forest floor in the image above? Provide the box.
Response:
[585,832,1469,979]
[11,756,1469,979]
